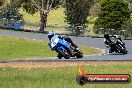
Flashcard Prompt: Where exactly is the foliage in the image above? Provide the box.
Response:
[0,0,9,6]
[65,0,94,36]
[129,3,132,12]
[94,0,130,33]
[20,0,38,14]
[1,1,24,27]
[20,0,62,14]
[89,0,101,16]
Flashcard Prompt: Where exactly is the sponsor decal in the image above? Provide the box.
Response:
[76,66,131,85]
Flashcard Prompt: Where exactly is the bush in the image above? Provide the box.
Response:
[94,0,130,33]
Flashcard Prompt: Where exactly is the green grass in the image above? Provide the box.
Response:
[79,46,100,55]
[0,62,132,88]
[0,36,56,59]
[0,36,100,59]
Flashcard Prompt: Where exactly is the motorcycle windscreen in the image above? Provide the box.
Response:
[110,37,118,44]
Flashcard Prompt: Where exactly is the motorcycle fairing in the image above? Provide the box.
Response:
[50,36,71,51]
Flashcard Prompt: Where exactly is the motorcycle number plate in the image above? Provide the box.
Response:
[51,37,59,48]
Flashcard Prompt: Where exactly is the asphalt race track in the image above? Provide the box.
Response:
[0,30,132,61]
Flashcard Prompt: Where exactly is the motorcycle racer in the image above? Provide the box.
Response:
[48,31,78,50]
[104,32,125,53]
[48,31,80,58]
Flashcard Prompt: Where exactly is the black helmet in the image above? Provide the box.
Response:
[104,32,110,39]
[48,31,55,40]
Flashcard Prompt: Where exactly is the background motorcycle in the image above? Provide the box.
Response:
[104,35,128,54]
[50,36,83,59]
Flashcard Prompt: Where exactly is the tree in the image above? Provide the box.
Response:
[128,0,132,14]
[90,0,101,16]
[94,0,130,33]
[20,0,62,32]
[65,0,94,36]
[1,1,24,27]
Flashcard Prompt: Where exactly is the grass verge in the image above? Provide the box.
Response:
[0,36,100,59]
[0,62,132,88]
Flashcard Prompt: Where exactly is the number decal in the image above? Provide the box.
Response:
[51,37,59,48]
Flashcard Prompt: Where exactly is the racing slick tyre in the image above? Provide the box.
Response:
[122,49,128,54]
[57,54,63,59]
[116,44,128,54]
[75,49,83,58]
[57,48,70,59]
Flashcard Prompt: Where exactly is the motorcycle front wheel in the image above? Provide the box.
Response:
[57,48,70,59]
[116,44,128,54]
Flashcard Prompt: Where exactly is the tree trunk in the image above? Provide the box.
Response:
[39,11,47,32]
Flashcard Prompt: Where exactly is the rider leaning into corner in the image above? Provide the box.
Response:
[48,31,79,57]
[104,32,125,53]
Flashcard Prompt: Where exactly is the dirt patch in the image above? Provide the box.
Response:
[0,62,87,68]
[0,61,131,68]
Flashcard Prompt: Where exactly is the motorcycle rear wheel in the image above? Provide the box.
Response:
[116,44,128,54]
[75,49,83,58]
[122,49,128,54]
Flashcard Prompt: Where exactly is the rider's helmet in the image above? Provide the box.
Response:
[48,31,55,40]
[104,32,110,39]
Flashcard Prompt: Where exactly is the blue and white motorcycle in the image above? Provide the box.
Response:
[49,36,83,59]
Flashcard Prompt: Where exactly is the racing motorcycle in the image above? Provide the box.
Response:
[104,35,128,54]
[49,35,83,59]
